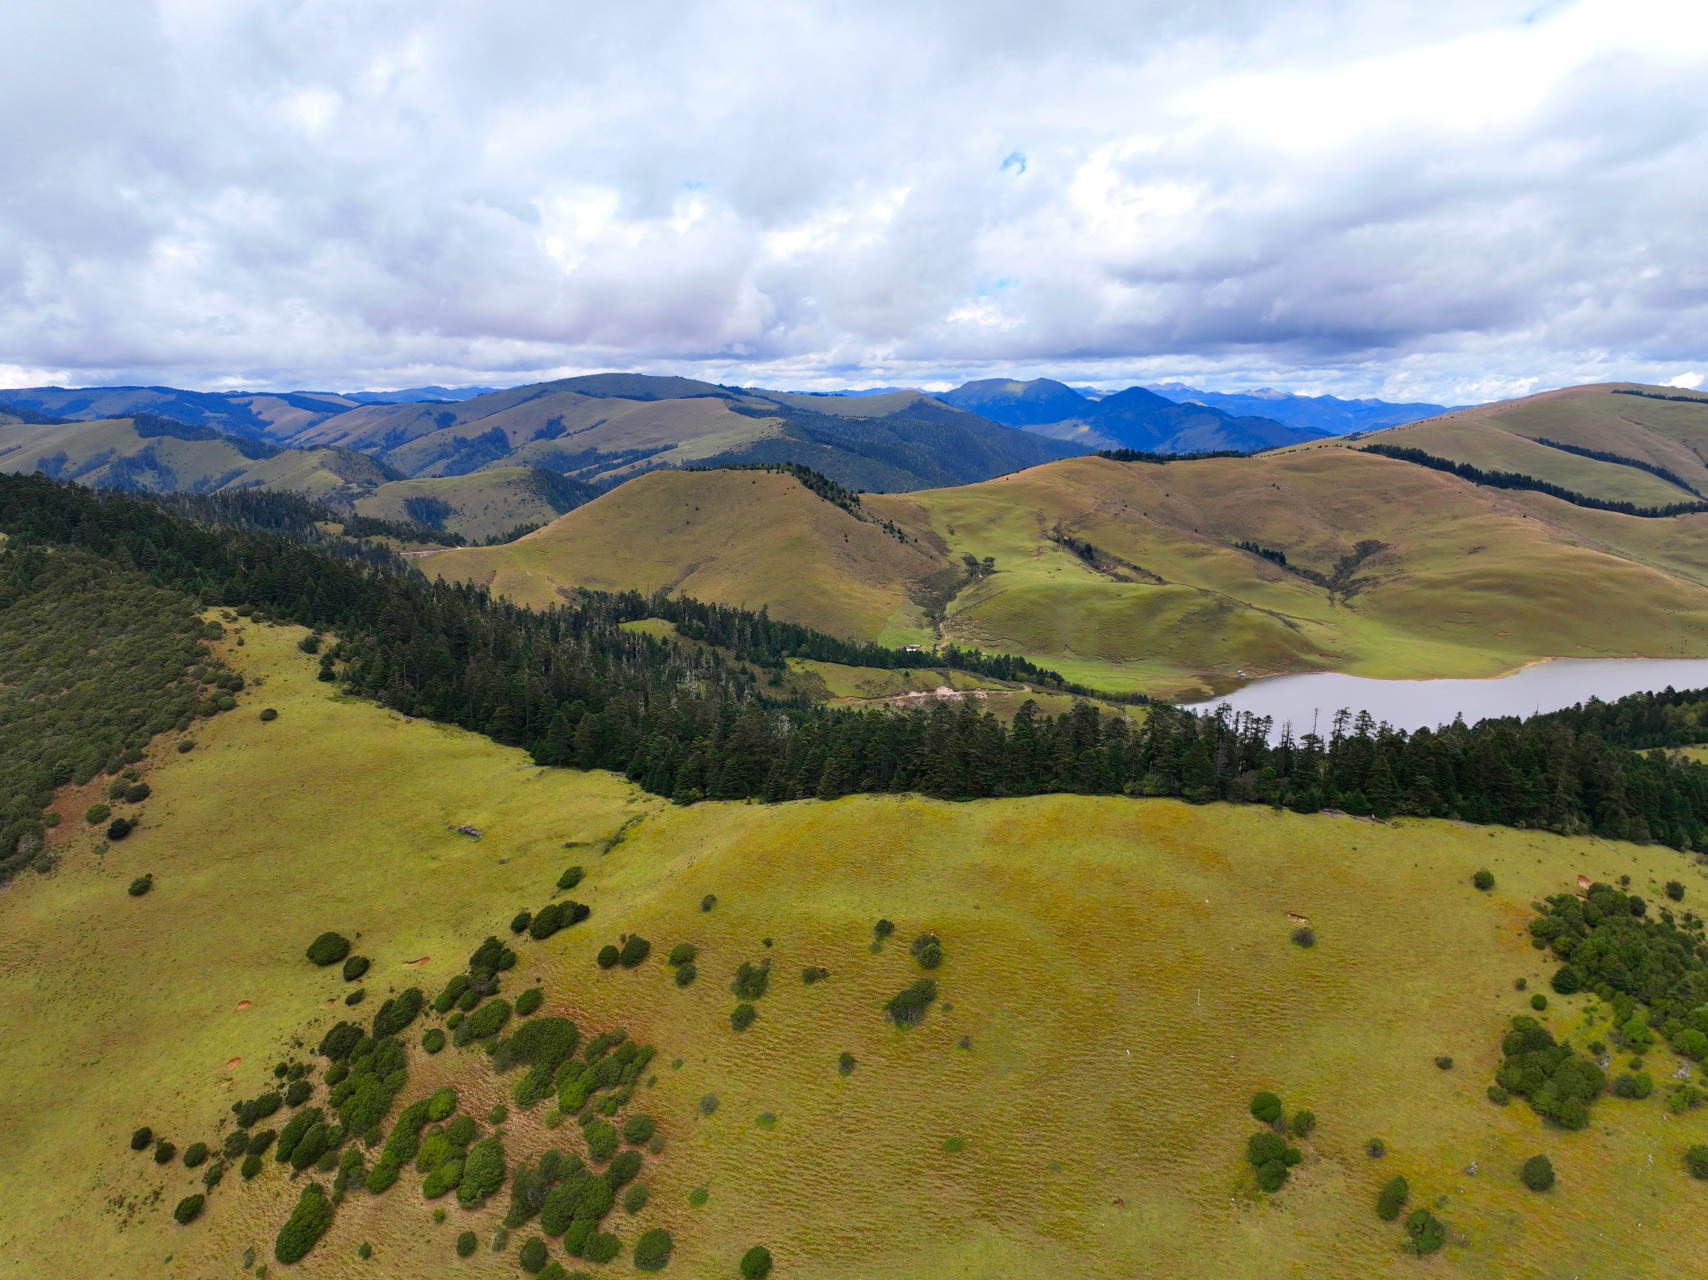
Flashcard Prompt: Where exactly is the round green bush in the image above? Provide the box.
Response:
[1514,977,1527,990]
[519,1236,548,1273]
[1473,869,1495,890]
[585,1119,619,1162]
[1289,1110,1316,1137]
[1375,1174,1409,1220]
[125,782,151,803]
[1551,965,1581,995]
[1249,1092,1283,1124]
[1521,1154,1555,1191]
[1246,1131,1288,1167]
[1686,1144,1708,1179]
[456,1230,478,1258]
[223,1131,249,1159]
[1530,992,1548,1010]
[285,1079,313,1107]
[247,1128,276,1156]
[1255,1159,1289,1192]
[182,1141,209,1168]
[422,1027,446,1054]
[558,865,584,890]
[173,1194,204,1225]
[130,1126,153,1150]
[1290,926,1315,947]
[699,1094,720,1116]
[515,987,544,1016]
[344,988,365,1006]
[1435,1055,1453,1070]
[127,873,153,897]
[84,803,110,825]
[177,740,195,753]
[838,1052,856,1076]
[342,955,370,982]
[597,945,619,969]
[1487,1085,1510,1105]
[107,817,132,841]
[674,962,697,987]
[585,1233,621,1264]
[1666,880,1686,902]
[624,1114,655,1145]
[241,1153,263,1179]
[511,910,532,934]
[634,1227,674,1271]
[731,1002,757,1031]
[154,1140,177,1164]
[618,935,651,967]
[739,1245,774,1279]
[427,1086,458,1121]
[1403,1208,1444,1255]
[623,1183,650,1213]
[306,932,351,966]
[1366,1138,1386,1158]
[668,942,697,966]
[701,893,717,911]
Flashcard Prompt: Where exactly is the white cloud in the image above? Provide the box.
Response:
[0,0,1705,400]
[1667,372,1703,389]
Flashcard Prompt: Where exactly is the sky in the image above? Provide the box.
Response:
[2,0,1707,402]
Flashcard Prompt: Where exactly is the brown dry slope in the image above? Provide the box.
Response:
[424,468,953,643]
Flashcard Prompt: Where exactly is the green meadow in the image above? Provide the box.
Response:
[6,623,1708,1279]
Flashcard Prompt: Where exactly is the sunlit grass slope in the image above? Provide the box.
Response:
[868,451,1708,698]
[352,466,580,542]
[7,624,1708,1279]
[426,468,950,643]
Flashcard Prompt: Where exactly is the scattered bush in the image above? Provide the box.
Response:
[371,987,425,1038]
[342,955,370,982]
[173,1194,204,1225]
[107,817,132,840]
[740,1245,774,1279]
[1530,993,1548,1011]
[345,988,365,1006]
[623,1182,650,1213]
[1473,869,1495,890]
[1375,1175,1409,1220]
[585,1120,618,1162]
[1521,1154,1555,1191]
[1666,880,1686,902]
[232,1091,283,1128]
[1435,1055,1453,1071]
[618,935,651,967]
[459,1134,507,1209]
[608,1149,643,1187]
[911,933,943,969]
[317,1020,364,1061]
[222,1131,249,1159]
[457,1230,478,1258]
[668,942,697,966]
[427,1087,458,1122]
[177,739,194,753]
[306,932,351,967]
[125,782,151,802]
[1249,1092,1283,1125]
[802,966,830,984]
[241,1153,263,1179]
[1255,1159,1289,1192]
[623,1114,655,1146]
[597,945,619,969]
[275,1106,325,1165]
[558,865,584,890]
[423,1027,446,1054]
[433,974,471,1013]
[1487,1084,1509,1104]
[838,1052,856,1076]
[699,1094,719,1116]
[634,1227,674,1271]
[1290,926,1315,948]
[285,1079,313,1107]
[731,959,770,1000]
[1366,1138,1386,1158]
[1493,1015,1604,1129]
[130,1126,153,1150]
[1402,1208,1444,1256]
[585,1233,621,1264]
[1686,1144,1708,1179]
[886,979,936,1027]
[274,1181,334,1264]
[516,987,544,1017]
[874,919,894,940]
[179,1141,208,1168]
[519,1236,549,1273]
[1550,965,1581,994]
[511,910,533,934]
[85,803,111,825]
[530,900,590,940]
[1290,1110,1315,1137]
[247,1128,276,1156]
[154,1140,177,1164]
[731,1002,757,1031]
[701,894,717,911]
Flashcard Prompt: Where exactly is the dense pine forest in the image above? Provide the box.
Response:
[5,471,1708,884]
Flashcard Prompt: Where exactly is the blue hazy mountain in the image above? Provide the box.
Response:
[1145,383,1460,435]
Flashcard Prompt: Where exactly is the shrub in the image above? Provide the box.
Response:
[838,1052,856,1076]
[154,1140,177,1164]
[1375,1175,1409,1220]
[701,894,717,911]
[585,1119,618,1162]
[1402,1208,1444,1256]
[1473,869,1495,890]
[318,1020,364,1061]
[433,974,471,1013]
[85,803,110,825]
[619,935,651,967]
[1521,1154,1555,1191]
[558,865,584,890]
[299,634,321,654]
[275,1105,324,1164]
[585,1233,621,1264]
[802,966,830,984]
[179,1141,208,1168]
[306,932,351,966]
[130,1126,153,1150]
[285,1079,313,1107]
[371,987,425,1038]
[1246,1131,1288,1168]
[1290,926,1315,948]
[1609,1071,1651,1099]
[223,1131,249,1159]
[1686,1144,1708,1179]
[423,1027,446,1054]
[173,1194,204,1225]
[634,1227,674,1271]
[122,872,154,898]
[597,945,619,969]
[516,987,544,1017]
[519,1236,549,1273]
[345,988,365,1006]
[274,1182,333,1264]
[107,817,132,840]
[623,1182,649,1213]
[125,782,151,803]
[668,942,697,966]
[511,910,533,934]
[731,1002,757,1031]
[874,919,894,940]
[740,1245,774,1279]
[342,955,370,982]
[1255,1159,1289,1192]
[1675,1028,1708,1060]
[1290,1110,1315,1137]
[422,1157,464,1198]
[1667,880,1686,902]
[1249,1092,1283,1124]
[674,962,697,987]
[699,1094,719,1116]
[608,1148,643,1186]
[623,1114,655,1146]
[457,1230,478,1258]
[247,1128,276,1156]
[1551,965,1581,994]
[1366,1138,1386,1158]
[241,1153,263,1179]
[911,933,943,969]
[1531,993,1548,1011]
[886,979,936,1027]
[426,1086,458,1122]
[1435,1055,1453,1070]
[177,740,194,753]
[530,900,590,940]
[1488,1085,1510,1104]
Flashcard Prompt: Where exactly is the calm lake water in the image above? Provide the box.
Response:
[1182,658,1708,736]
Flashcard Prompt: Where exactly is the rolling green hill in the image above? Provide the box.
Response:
[352,467,599,544]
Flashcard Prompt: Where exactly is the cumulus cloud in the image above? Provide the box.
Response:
[0,0,1705,400]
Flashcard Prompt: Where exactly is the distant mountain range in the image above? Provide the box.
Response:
[1144,384,1460,434]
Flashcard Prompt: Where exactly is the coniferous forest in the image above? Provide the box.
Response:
[5,470,1708,883]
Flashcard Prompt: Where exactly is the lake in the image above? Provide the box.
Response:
[1181,658,1708,736]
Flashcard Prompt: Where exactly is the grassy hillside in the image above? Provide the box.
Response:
[426,469,952,644]
[352,467,598,543]
[8,622,1708,1279]
[0,386,358,439]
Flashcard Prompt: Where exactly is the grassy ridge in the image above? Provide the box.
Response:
[7,624,1708,1277]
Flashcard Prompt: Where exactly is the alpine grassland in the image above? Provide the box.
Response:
[8,624,1708,1277]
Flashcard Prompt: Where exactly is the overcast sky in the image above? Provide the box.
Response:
[2,0,1706,401]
